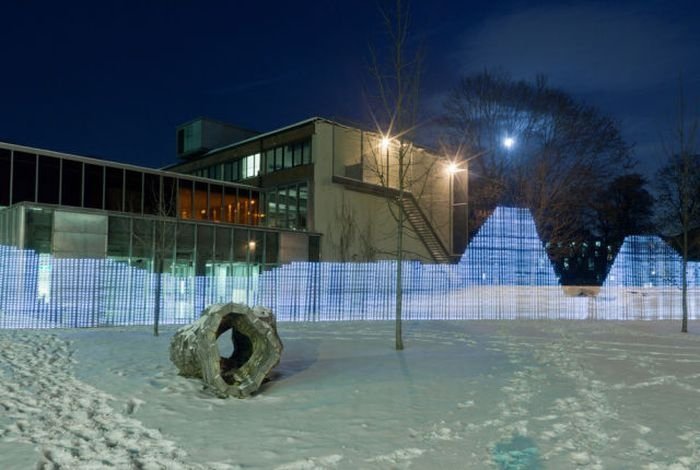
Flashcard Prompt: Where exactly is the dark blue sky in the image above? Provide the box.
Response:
[1,1,699,176]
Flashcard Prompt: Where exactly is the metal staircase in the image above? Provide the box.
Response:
[399,196,451,263]
[332,176,452,263]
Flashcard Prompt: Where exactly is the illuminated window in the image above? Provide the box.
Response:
[178,180,193,219]
[240,153,260,179]
[193,182,207,220]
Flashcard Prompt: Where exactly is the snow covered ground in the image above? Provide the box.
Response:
[2,320,700,469]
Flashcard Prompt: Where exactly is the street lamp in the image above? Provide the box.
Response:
[445,146,498,255]
[380,134,392,186]
[447,160,470,256]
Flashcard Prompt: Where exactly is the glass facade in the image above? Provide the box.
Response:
[192,139,311,182]
[0,144,263,227]
[266,183,308,230]
[0,142,316,283]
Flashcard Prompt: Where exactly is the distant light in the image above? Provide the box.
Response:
[503,136,515,149]
[447,162,460,174]
[248,240,257,250]
[380,136,391,151]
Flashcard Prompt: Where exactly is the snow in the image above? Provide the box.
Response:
[2,320,700,469]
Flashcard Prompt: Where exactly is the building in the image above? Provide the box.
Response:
[167,117,455,263]
[0,141,316,278]
[0,117,461,326]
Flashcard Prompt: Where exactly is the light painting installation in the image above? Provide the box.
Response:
[597,235,700,320]
[2,208,699,327]
[458,207,559,286]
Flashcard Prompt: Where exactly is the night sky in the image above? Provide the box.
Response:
[1,1,699,176]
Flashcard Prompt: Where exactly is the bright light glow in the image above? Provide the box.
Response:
[447,162,460,174]
[380,136,391,151]
[248,240,257,250]
[503,136,515,149]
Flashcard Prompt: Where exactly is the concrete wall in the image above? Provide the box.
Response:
[312,121,451,262]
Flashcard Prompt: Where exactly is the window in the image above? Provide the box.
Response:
[207,165,221,179]
[267,183,309,230]
[223,187,237,223]
[38,155,60,205]
[223,161,239,181]
[105,167,124,211]
[124,170,143,214]
[162,176,177,217]
[143,173,161,215]
[13,152,37,204]
[283,145,293,168]
[297,183,308,229]
[215,226,232,261]
[266,191,277,227]
[275,147,283,171]
[264,149,275,174]
[108,217,131,257]
[302,140,311,164]
[193,182,207,220]
[240,153,260,179]
[0,148,10,206]
[293,142,303,166]
[26,209,52,253]
[84,164,104,209]
[261,139,311,175]
[250,230,264,264]
[209,185,223,221]
[265,232,278,264]
[195,225,213,275]
[178,179,193,219]
[233,229,249,261]
[132,219,154,259]
[61,159,82,207]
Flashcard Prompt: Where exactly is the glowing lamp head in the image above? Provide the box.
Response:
[447,162,460,175]
[503,136,515,149]
[380,136,391,151]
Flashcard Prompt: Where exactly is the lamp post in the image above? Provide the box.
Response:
[447,141,511,256]
[447,161,469,255]
[381,136,391,186]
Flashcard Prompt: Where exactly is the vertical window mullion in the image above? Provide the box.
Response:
[34,153,39,202]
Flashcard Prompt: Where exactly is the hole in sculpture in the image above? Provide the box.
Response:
[217,329,235,357]
[216,316,254,385]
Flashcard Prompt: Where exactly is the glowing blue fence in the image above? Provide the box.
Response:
[256,260,587,321]
[458,206,559,286]
[2,208,700,328]
[596,235,700,320]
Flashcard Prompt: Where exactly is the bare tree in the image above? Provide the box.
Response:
[655,85,700,333]
[132,177,178,336]
[331,199,357,262]
[442,70,632,261]
[366,0,426,350]
[591,174,655,242]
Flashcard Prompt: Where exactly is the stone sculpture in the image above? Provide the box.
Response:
[170,303,283,398]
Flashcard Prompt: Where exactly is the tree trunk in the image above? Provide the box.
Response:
[682,230,688,333]
[154,256,163,337]
[395,158,405,351]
